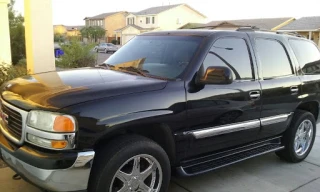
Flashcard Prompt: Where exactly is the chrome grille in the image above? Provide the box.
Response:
[1,103,23,139]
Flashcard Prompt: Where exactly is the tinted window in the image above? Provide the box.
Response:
[289,40,320,74]
[255,39,293,79]
[104,36,202,79]
[203,38,253,80]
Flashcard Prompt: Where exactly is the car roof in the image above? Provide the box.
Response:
[139,29,309,41]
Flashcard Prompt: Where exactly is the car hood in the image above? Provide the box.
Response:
[0,68,167,111]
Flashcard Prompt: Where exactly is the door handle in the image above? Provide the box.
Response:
[249,91,260,100]
[290,86,299,94]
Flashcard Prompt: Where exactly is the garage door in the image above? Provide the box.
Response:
[122,35,136,45]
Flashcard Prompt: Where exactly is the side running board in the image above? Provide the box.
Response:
[176,136,284,176]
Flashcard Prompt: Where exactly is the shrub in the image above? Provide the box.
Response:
[0,64,28,86]
[111,39,118,45]
[55,40,97,68]
[17,58,26,65]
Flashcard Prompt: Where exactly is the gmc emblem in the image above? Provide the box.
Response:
[0,107,8,124]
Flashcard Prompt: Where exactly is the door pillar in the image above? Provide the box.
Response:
[25,0,55,74]
[0,0,12,64]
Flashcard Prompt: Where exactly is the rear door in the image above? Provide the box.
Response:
[249,33,302,139]
[185,33,262,158]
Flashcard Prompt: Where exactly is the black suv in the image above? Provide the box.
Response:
[1,29,320,192]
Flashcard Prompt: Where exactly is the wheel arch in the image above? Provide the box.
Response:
[94,123,176,165]
[296,100,319,120]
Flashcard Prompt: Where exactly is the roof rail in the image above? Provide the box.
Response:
[276,31,306,38]
[236,26,306,38]
[236,26,261,31]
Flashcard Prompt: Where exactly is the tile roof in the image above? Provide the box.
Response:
[53,25,85,31]
[65,25,85,31]
[202,17,294,30]
[279,16,320,31]
[134,4,182,15]
[85,12,122,20]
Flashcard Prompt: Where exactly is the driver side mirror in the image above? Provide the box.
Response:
[198,66,233,85]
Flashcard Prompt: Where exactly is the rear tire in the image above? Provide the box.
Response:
[88,135,171,192]
[276,110,316,163]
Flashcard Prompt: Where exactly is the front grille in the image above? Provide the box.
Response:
[1,103,23,140]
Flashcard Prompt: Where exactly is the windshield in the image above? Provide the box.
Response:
[103,35,202,79]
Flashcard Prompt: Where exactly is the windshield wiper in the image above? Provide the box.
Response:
[118,66,149,77]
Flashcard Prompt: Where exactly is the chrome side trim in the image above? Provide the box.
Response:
[189,120,260,139]
[25,126,76,150]
[0,99,28,145]
[1,149,95,192]
[261,113,293,126]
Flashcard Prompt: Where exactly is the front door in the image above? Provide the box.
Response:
[185,34,262,158]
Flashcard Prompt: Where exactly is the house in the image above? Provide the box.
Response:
[53,25,84,37]
[193,17,295,31]
[278,16,320,46]
[84,11,128,43]
[114,4,207,45]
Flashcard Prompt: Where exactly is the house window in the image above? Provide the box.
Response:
[176,18,181,24]
[152,17,155,24]
[127,17,135,25]
[146,17,150,24]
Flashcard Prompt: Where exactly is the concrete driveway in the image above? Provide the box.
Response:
[1,127,319,192]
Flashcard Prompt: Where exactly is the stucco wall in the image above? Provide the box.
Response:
[122,26,141,35]
[157,4,206,30]
[105,12,127,38]
[0,0,11,64]
[134,15,158,29]
[54,25,67,34]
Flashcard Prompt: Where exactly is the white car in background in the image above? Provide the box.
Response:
[95,43,119,53]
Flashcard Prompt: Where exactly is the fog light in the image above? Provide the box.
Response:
[27,134,68,149]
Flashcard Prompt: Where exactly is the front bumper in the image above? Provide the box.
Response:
[0,133,95,192]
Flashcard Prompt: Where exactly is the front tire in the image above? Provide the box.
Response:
[88,135,171,192]
[276,110,316,163]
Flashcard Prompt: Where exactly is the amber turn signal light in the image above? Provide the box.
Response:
[53,116,75,132]
[51,140,68,149]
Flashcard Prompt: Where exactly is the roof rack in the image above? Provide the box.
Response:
[236,26,306,38]
[236,26,261,31]
[276,31,306,38]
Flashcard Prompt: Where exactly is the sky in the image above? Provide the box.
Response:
[13,0,320,26]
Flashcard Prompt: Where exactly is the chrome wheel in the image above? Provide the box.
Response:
[109,154,163,192]
[294,119,314,156]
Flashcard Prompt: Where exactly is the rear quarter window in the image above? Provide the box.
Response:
[289,39,320,74]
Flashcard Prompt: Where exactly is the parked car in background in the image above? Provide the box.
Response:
[1,29,320,192]
[96,43,118,53]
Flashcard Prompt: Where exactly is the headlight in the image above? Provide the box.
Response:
[27,110,76,133]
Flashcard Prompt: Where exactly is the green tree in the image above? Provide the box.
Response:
[8,0,26,64]
[54,33,65,42]
[80,26,105,43]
